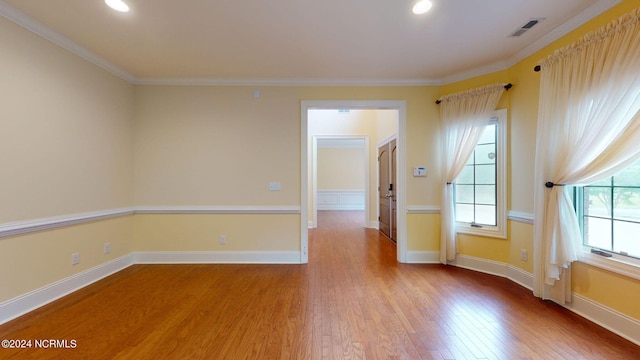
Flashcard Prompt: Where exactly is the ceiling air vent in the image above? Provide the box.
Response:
[509,18,545,37]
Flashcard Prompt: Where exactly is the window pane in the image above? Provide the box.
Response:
[475,185,495,205]
[475,205,496,226]
[584,187,611,218]
[477,124,496,144]
[584,217,612,250]
[613,160,640,186]
[457,165,474,184]
[475,144,496,165]
[455,185,474,203]
[475,164,495,185]
[613,188,640,222]
[456,204,474,223]
[613,221,640,257]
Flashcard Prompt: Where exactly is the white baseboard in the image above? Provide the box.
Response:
[0,250,302,325]
[133,251,302,264]
[567,293,640,347]
[0,254,134,325]
[406,251,440,263]
[507,265,534,290]
[369,221,379,229]
[449,254,639,346]
[449,254,510,278]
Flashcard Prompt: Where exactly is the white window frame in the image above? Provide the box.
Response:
[574,181,640,280]
[455,108,507,239]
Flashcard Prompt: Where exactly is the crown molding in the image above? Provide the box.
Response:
[506,0,621,69]
[0,0,622,87]
[0,0,135,83]
[133,77,441,87]
[439,0,621,85]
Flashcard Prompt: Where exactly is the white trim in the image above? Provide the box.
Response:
[369,221,380,229]
[508,211,535,225]
[455,109,508,239]
[449,254,509,278]
[0,0,620,87]
[133,251,301,264]
[317,190,365,211]
[507,0,622,71]
[406,251,440,263]
[0,254,134,325]
[134,77,441,87]
[566,293,640,347]
[507,265,534,290]
[448,254,640,346]
[311,135,370,229]
[0,206,300,238]
[135,205,301,215]
[578,252,640,282]
[450,254,534,290]
[0,0,135,83]
[0,208,135,238]
[302,100,407,263]
[440,0,621,85]
[376,134,397,148]
[406,206,440,214]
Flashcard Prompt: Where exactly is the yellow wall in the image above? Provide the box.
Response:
[317,147,365,190]
[0,17,134,223]
[3,0,640,327]
[0,216,133,303]
[0,15,134,304]
[133,214,299,252]
[442,0,640,319]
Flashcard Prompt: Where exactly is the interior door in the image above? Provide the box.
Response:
[390,140,397,241]
[378,139,396,241]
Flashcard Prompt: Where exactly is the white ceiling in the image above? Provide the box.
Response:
[0,0,619,85]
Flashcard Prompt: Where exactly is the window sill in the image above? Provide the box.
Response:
[578,251,640,281]
[456,225,507,240]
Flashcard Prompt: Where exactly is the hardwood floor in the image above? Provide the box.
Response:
[1,210,638,359]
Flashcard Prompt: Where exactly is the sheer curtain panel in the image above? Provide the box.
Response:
[533,8,640,303]
[439,83,505,263]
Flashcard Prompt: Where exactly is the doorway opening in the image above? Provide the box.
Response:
[311,135,369,229]
[301,100,407,264]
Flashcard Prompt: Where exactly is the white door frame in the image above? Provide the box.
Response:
[301,100,407,264]
[311,135,369,229]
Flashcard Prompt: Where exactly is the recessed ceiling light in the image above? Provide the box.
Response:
[412,0,433,15]
[105,0,129,12]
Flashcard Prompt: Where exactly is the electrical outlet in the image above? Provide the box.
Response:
[71,252,80,266]
[219,235,226,245]
[520,249,528,261]
[104,242,111,254]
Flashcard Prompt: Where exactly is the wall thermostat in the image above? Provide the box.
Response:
[413,167,427,177]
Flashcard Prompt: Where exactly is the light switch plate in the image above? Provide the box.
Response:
[269,182,281,191]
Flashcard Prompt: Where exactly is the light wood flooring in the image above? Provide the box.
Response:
[0,210,638,359]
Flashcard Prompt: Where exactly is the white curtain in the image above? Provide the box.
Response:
[440,83,505,263]
[533,7,640,303]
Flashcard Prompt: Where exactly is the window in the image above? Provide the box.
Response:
[576,159,640,261]
[454,109,506,238]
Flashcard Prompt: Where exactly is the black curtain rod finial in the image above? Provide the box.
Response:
[435,83,513,104]
[534,65,541,72]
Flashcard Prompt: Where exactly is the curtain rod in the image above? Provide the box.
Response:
[435,83,512,104]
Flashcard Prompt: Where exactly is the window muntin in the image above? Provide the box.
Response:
[579,159,640,259]
[455,124,497,226]
[453,108,506,239]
